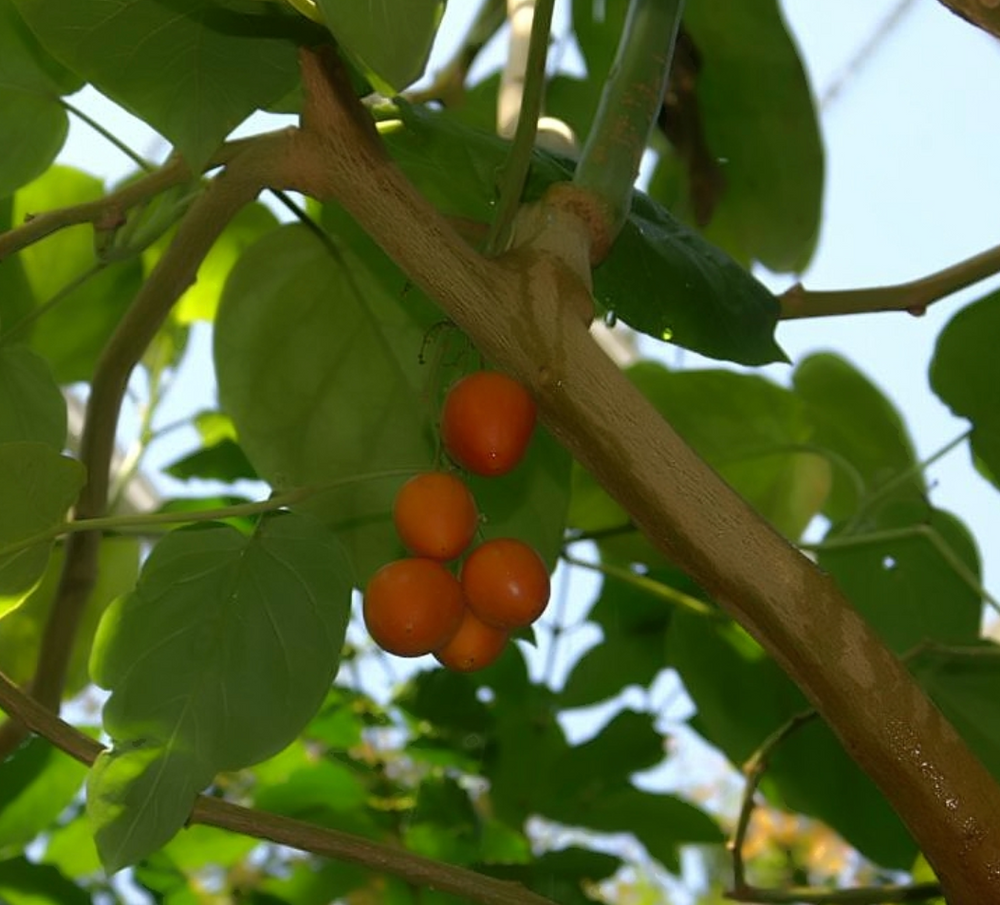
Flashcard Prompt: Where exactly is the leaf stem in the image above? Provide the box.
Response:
[485,0,558,255]
[573,0,685,241]
[0,262,107,345]
[0,670,558,905]
[60,98,154,172]
[561,552,720,619]
[779,241,1000,319]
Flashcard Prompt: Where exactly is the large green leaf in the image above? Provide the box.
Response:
[593,192,785,365]
[0,442,84,605]
[818,503,982,654]
[0,344,65,448]
[650,0,823,272]
[666,611,916,868]
[317,0,444,94]
[0,0,81,198]
[215,221,570,582]
[0,536,139,695]
[11,0,305,168]
[11,166,143,383]
[929,290,1000,485]
[792,352,923,525]
[87,512,352,870]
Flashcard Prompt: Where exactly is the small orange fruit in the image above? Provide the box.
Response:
[393,471,478,561]
[460,538,550,630]
[435,607,509,672]
[363,558,464,657]
[441,371,537,477]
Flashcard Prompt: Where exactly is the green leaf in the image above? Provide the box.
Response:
[215,222,570,582]
[651,0,824,272]
[929,291,1000,484]
[595,193,785,365]
[667,611,916,868]
[0,737,87,852]
[87,743,212,875]
[88,512,352,869]
[909,643,1000,783]
[792,352,923,524]
[0,536,140,695]
[317,0,444,94]
[0,0,81,197]
[0,856,90,905]
[11,165,143,382]
[164,437,258,483]
[818,504,982,653]
[0,344,66,448]
[0,442,84,604]
[569,363,829,556]
[10,0,305,169]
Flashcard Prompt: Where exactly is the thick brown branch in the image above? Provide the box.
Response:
[937,0,1000,40]
[289,47,1000,903]
[0,671,555,905]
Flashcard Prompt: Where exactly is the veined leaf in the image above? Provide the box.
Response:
[87,512,352,870]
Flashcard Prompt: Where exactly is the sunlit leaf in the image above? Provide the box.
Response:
[11,0,305,168]
[0,442,83,604]
[0,0,81,197]
[316,0,444,94]
[12,165,143,382]
[0,344,66,449]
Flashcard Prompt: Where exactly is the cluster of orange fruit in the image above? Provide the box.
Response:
[363,371,550,672]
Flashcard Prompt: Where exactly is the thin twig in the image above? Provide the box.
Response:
[0,670,557,905]
[728,712,941,902]
[778,240,1000,319]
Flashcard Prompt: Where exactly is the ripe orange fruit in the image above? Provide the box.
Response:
[393,471,478,561]
[363,558,464,657]
[460,538,550,630]
[441,371,537,477]
[434,607,508,672]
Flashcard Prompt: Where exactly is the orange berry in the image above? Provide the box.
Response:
[435,608,508,673]
[441,371,536,477]
[363,558,464,657]
[460,538,550,630]
[393,471,478,561]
